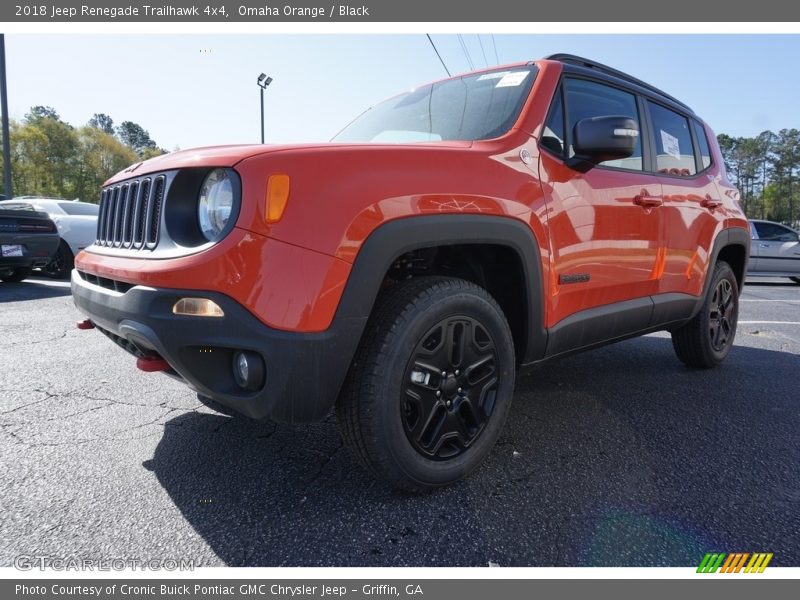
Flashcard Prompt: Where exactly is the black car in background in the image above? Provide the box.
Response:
[0,206,60,282]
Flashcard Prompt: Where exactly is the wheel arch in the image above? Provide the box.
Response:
[691,226,751,319]
[334,214,548,365]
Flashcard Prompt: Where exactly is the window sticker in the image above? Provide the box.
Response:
[477,71,509,81]
[496,71,529,88]
[660,129,681,160]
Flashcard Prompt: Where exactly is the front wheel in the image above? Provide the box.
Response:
[671,261,739,368]
[336,277,515,492]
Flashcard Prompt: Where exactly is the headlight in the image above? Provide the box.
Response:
[197,169,234,241]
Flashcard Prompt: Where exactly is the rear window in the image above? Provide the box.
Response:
[59,202,99,216]
[333,67,537,143]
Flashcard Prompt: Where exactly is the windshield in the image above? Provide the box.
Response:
[333,66,537,143]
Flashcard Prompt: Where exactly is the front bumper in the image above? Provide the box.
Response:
[71,270,364,423]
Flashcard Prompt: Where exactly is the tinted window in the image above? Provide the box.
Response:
[649,102,697,177]
[753,221,799,242]
[59,202,99,216]
[693,120,712,170]
[564,78,642,171]
[541,89,565,156]
[333,67,537,143]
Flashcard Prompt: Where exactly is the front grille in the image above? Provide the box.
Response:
[96,174,166,250]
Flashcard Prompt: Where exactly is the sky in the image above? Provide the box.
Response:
[5,34,799,150]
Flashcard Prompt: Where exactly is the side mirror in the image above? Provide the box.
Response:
[567,115,639,173]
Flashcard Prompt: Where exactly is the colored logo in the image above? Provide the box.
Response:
[697,552,773,573]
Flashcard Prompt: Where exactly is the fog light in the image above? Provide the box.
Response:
[172,298,224,317]
[232,351,265,391]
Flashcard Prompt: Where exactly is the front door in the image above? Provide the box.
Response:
[539,77,663,328]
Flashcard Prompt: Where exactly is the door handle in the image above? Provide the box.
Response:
[759,243,770,248]
[701,197,722,210]
[634,192,663,208]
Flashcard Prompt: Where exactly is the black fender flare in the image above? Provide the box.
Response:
[333,214,548,364]
[690,226,751,318]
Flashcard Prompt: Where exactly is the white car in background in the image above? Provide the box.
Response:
[0,197,98,279]
[747,219,800,285]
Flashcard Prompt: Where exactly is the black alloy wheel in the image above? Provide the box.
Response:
[708,278,735,352]
[401,316,499,461]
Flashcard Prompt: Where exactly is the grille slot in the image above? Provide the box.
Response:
[95,174,166,250]
[76,269,134,294]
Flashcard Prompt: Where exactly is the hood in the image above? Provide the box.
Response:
[103,140,473,186]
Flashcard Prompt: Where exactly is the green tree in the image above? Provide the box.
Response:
[0,105,168,200]
[24,105,61,123]
[73,127,137,201]
[8,115,78,197]
[116,120,157,156]
[88,113,115,135]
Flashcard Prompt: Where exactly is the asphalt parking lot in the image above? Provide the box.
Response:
[1,276,798,567]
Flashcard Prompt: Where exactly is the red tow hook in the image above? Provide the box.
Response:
[76,319,95,330]
[136,356,171,372]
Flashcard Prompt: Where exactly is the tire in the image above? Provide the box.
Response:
[336,276,515,492]
[43,240,74,280]
[790,277,800,285]
[671,261,739,368]
[0,267,33,283]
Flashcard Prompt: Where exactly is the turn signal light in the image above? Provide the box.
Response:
[172,298,224,318]
[265,174,290,224]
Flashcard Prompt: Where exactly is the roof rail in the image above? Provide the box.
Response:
[544,53,692,112]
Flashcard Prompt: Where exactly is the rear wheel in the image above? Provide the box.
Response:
[336,276,515,492]
[0,267,33,283]
[671,261,739,368]
[43,240,74,280]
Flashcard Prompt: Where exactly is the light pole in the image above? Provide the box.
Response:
[0,35,11,199]
[257,73,273,144]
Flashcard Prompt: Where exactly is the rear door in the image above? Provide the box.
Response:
[646,104,722,298]
[751,221,800,274]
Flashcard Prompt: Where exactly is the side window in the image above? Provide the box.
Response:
[541,88,565,156]
[693,120,712,170]
[564,78,643,171]
[648,102,697,177]
[753,221,799,242]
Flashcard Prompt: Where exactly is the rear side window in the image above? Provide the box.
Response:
[648,102,697,177]
[693,120,712,170]
[564,78,643,171]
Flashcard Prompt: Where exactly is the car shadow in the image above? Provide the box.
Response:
[0,277,71,302]
[144,336,800,567]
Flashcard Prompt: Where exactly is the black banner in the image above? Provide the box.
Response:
[5,579,798,600]
[3,0,800,22]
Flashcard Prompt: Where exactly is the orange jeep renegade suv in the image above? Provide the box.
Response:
[72,55,749,490]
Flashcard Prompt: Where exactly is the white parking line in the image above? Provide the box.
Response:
[740,299,800,303]
[739,321,800,325]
